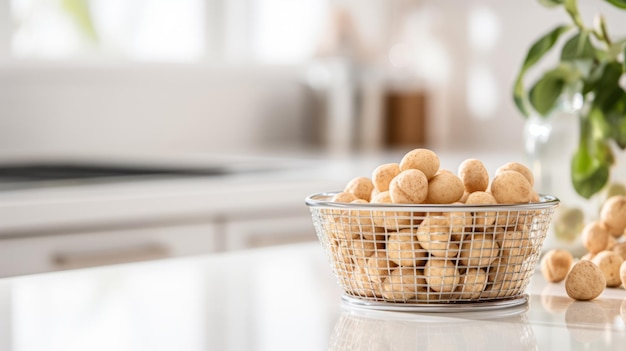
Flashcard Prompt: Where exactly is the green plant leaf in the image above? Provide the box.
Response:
[529,74,565,115]
[564,0,585,29]
[592,62,623,110]
[61,0,97,42]
[589,107,613,140]
[538,0,564,7]
[512,25,572,117]
[622,45,626,72]
[522,25,573,70]
[571,143,610,198]
[528,64,579,115]
[561,31,596,61]
[583,62,605,94]
[603,0,626,9]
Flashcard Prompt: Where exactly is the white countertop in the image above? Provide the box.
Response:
[0,242,624,351]
[0,149,520,236]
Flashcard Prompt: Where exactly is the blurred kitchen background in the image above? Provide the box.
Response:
[1,0,625,277]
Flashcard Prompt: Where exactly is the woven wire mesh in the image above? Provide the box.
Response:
[306,192,559,305]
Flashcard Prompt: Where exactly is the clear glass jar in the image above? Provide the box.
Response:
[523,93,595,257]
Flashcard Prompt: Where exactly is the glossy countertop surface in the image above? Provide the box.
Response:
[0,242,624,351]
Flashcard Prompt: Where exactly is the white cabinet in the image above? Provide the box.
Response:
[0,223,218,277]
[224,212,316,251]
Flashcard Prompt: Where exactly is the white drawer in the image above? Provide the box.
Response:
[0,223,218,277]
[224,214,316,251]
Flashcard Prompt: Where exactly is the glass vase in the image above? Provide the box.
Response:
[522,94,612,258]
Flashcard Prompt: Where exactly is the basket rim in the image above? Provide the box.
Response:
[305,191,560,212]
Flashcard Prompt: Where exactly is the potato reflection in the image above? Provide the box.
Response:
[565,301,609,344]
[621,299,626,325]
[539,290,573,314]
[328,305,536,351]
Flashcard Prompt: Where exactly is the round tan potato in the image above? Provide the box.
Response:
[331,191,359,203]
[465,191,497,226]
[487,256,525,288]
[540,249,574,283]
[399,148,440,179]
[496,162,534,187]
[581,221,611,254]
[381,268,426,301]
[458,158,489,193]
[490,170,532,204]
[365,251,399,284]
[457,268,488,299]
[620,260,626,289]
[370,191,411,229]
[425,171,464,204]
[386,229,428,267]
[612,242,626,261]
[581,252,596,261]
[441,210,472,242]
[565,260,606,301]
[344,176,375,202]
[600,195,626,237]
[415,216,459,258]
[372,163,401,192]
[389,169,429,204]
[458,233,499,267]
[591,250,624,287]
[495,227,532,264]
[424,259,460,293]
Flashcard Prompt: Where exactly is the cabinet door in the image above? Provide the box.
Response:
[224,214,316,251]
[0,223,218,277]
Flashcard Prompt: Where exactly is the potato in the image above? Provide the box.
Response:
[457,268,488,299]
[370,191,411,229]
[424,259,460,293]
[465,191,497,226]
[612,242,626,260]
[441,210,472,242]
[344,176,375,202]
[457,158,489,193]
[386,229,428,267]
[458,158,489,193]
[458,233,499,267]
[365,251,398,284]
[565,260,606,301]
[496,162,534,187]
[620,260,626,289]
[415,216,459,258]
[600,195,626,237]
[372,163,401,192]
[331,191,359,203]
[425,171,464,204]
[540,249,573,283]
[399,148,440,179]
[581,221,610,254]
[389,169,429,204]
[490,170,532,204]
[591,250,624,287]
[381,267,426,301]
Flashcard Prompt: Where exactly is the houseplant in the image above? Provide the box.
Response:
[513,0,626,200]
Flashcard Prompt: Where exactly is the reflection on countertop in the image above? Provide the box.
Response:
[0,242,625,351]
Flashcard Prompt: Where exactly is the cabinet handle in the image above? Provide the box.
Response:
[53,244,170,269]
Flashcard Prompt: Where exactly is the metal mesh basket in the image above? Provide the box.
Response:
[306,192,559,309]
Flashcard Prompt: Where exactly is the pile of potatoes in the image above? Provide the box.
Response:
[540,195,626,301]
[319,148,551,302]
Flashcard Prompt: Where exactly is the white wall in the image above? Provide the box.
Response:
[1,0,625,158]
[0,63,311,157]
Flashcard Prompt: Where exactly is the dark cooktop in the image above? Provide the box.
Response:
[0,163,230,182]
[0,161,283,191]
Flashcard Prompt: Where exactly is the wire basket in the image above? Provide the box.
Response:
[306,192,560,310]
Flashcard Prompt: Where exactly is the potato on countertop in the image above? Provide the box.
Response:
[565,260,606,301]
